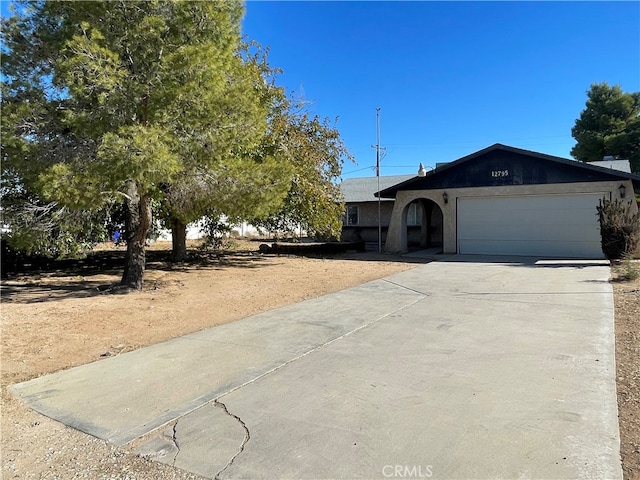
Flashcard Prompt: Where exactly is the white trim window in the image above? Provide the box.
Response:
[346,205,359,226]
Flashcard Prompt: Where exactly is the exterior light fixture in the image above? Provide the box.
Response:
[442,191,449,204]
[618,183,626,199]
[418,163,427,177]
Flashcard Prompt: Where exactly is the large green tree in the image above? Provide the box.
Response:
[158,43,292,261]
[252,97,353,240]
[1,1,285,288]
[571,82,640,173]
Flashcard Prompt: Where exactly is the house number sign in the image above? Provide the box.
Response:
[491,169,509,177]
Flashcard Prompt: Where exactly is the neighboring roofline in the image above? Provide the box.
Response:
[345,198,395,203]
[376,143,640,198]
[340,174,415,202]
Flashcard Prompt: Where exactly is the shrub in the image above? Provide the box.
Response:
[596,199,640,260]
[620,255,640,281]
[199,215,233,251]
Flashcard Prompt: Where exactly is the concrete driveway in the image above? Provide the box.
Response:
[11,256,621,479]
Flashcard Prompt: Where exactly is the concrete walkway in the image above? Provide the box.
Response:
[11,256,621,479]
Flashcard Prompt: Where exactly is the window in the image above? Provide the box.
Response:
[407,203,423,226]
[346,205,359,225]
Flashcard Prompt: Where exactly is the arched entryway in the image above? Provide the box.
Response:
[404,198,443,251]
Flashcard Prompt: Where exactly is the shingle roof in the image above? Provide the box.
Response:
[340,175,414,203]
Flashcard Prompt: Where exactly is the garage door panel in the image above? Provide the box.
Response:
[457,194,604,258]
[459,239,600,257]
[461,219,598,234]
[462,223,598,242]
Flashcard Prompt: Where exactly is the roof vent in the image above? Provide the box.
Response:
[418,163,427,177]
[603,155,615,161]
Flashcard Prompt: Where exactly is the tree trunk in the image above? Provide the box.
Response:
[121,182,152,290]
[171,217,188,262]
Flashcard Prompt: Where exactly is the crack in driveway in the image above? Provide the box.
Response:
[208,291,426,478]
[213,399,250,480]
[171,420,181,467]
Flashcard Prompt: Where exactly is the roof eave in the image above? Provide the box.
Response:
[377,144,640,197]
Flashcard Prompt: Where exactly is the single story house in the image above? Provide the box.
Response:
[375,143,640,258]
[340,174,416,244]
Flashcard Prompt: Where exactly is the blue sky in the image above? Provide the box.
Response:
[242,1,640,178]
[2,1,638,179]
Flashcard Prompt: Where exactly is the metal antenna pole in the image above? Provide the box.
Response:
[376,108,381,254]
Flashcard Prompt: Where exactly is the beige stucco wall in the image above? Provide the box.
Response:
[384,180,637,253]
[351,201,395,227]
[342,201,395,243]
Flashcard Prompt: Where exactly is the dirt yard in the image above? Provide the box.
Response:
[612,263,640,480]
[1,242,638,479]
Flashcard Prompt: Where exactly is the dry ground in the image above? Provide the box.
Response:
[1,242,638,479]
[612,262,640,480]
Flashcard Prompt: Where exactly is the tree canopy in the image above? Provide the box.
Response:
[156,43,293,261]
[571,82,640,173]
[251,96,352,240]
[2,1,351,288]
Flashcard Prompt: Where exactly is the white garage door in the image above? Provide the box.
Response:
[457,194,605,258]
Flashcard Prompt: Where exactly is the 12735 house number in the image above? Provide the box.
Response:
[491,169,509,177]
